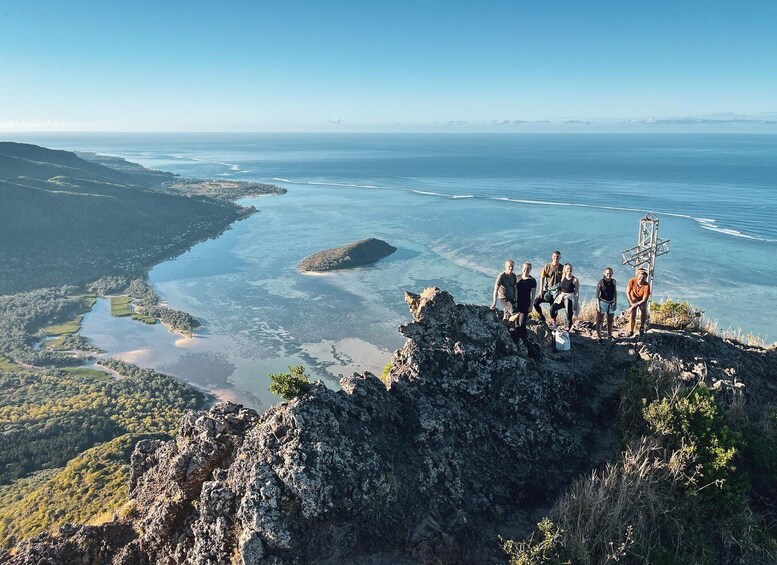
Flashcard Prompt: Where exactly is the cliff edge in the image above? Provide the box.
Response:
[6,289,777,564]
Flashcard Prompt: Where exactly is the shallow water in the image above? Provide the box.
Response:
[12,133,775,409]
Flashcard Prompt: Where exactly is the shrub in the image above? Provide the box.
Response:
[501,517,567,565]
[643,385,746,511]
[380,362,393,387]
[650,299,704,331]
[268,366,312,400]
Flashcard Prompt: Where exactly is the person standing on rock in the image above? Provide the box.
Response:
[549,263,579,332]
[595,267,617,344]
[626,269,651,338]
[515,262,537,344]
[491,259,518,324]
[533,250,564,324]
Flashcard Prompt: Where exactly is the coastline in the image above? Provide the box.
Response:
[0,148,286,411]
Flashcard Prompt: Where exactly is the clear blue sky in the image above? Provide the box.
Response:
[1,0,776,131]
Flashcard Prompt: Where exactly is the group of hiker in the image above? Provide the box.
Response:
[490,250,652,346]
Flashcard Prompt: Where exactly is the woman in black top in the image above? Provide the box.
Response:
[515,262,537,344]
[550,263,579,331]
[595,267,617,343]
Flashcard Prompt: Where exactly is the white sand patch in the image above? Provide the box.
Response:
[118,348,155,364]
[301,337,392,380]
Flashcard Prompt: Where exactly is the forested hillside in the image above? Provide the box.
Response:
[0,362,208,548]
[0,142,246,293]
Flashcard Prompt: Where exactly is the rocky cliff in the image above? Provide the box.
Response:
[6,289,776,564]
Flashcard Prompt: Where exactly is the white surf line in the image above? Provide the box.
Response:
[270,176,776,243]
[493,197,776,243]
[269,177,381,189]
[172,154,248,172]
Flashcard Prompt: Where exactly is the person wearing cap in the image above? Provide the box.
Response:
[490,259,518,325]
[626,269,651,337]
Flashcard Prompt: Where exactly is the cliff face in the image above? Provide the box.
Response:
[7,289,777,564]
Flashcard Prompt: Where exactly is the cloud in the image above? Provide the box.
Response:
[0,119,100,132]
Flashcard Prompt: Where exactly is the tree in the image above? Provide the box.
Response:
[268,366,312,400]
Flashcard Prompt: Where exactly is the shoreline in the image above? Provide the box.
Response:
[0,149,286,411]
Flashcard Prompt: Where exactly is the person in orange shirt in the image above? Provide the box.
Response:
[626,269,651,337]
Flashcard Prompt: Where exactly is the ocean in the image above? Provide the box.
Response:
[10,133,776,408]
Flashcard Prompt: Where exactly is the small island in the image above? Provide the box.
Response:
[299,238,397,272]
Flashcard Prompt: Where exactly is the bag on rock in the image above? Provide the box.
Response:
[554,330,571,351]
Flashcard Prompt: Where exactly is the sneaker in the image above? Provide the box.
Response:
[627,331,635,339]
[639,329,646,337]
[597,338,605,345]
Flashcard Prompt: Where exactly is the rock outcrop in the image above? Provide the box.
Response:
[6,288,777,564]
[298,238,397,272]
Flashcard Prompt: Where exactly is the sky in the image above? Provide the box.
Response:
[1,0,776,132]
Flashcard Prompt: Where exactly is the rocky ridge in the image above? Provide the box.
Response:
[5,288,776,564]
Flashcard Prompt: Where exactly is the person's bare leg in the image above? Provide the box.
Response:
[596,311,603,338]
[607,313,614,338]
[629,308,636,335]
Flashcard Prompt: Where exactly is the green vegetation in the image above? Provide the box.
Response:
[650,299,705,331]
[43,333,100,353]
[41,315,83,336]
[127,278,199,334]
[380,362,393,386]
[110,295,133,317]
[43,336,69,351]
[0,288,98,367]
[0,360,207,548]
[0,142,246,294]
[269,365,312,400]
[131,313,157,324]
[0,433,165,549]
[87,275,130,296]
[0,362,206,485]
[61,367,113,379]
[504,363,777,564]
[0,356,20,372]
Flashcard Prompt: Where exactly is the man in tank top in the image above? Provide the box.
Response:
[490,259,518,324]
[595,267,617,344]
[533,250,563,323]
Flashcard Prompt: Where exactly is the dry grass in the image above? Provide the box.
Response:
[505,438,687,565]
[550,438,685,564]
[714,326,769,348]
[576,299,598,323]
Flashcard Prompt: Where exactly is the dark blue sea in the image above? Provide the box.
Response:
[11,133,776,407]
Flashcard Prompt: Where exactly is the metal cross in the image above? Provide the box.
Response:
[621,212,670,289]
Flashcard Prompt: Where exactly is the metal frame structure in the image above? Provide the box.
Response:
[621,212,670,287]
[621,213,670,325]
